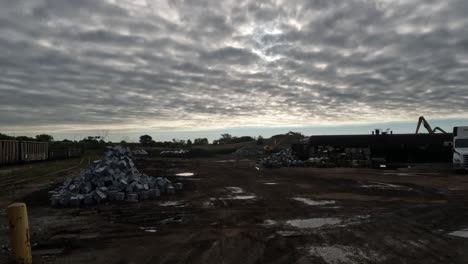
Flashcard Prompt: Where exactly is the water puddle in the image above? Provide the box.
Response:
[383,172,412,176]
[139,226,157,233]
[175,172,194,177]
[292,197,335,206]
[225,186,244,194]
[262,216,366,232]
[360,181,412,191]
[286,218,341,229]
[202,200,214,208]
[276,230,301,237]
[262,219,278,226]
[158,201,185,207]
[263,182,278,185]
[222,187,256,200]
[215,159,236,163]
[202,198,217,208]
[324,206,342,209]
[448,228,468,238]
[383,172,439,177]
[308,245,383,264]
[223,195,256,200]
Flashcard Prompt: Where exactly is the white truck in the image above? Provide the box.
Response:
[453,126,468,170]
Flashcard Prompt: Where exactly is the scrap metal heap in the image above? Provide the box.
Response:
[49,146,183,207]
[258,149,304,168]
[160,149,189,157]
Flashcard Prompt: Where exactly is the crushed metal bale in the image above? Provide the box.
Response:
[49,146,183,207]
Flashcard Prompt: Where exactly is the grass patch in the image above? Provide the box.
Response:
[0,151,103,187]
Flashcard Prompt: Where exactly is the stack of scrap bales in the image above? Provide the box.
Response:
[49,146,182,207]
[259,149,304,168]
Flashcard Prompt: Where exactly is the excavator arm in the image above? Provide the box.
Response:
[416,116,433,134]
[415,116,447,134]
[432,127,447,133]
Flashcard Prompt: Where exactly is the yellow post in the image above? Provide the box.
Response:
[7,203,32,264]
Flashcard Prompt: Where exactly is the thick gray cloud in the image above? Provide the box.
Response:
[1,0,468,133]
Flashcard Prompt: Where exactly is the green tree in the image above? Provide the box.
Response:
[0,133,14,140]
[140,134,153,145]
[257,135,264,145]
[194,138,209,145]
[187,139,192,146]
[15,136,35,141]
[35,134,54,142]
[221,133,232,140]
[218,133,233,144]
[80,136,99,144]
[231,136,254,143]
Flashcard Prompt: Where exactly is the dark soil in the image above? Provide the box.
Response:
[1,156,468,263]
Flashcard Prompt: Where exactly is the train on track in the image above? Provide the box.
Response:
[0,140,81,166]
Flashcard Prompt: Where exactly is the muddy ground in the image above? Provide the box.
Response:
[1,156,468,263]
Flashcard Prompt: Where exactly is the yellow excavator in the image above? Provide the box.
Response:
[415,116,447,134]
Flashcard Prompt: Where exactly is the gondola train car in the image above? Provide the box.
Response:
[0,140,82,165]
[0,140,49,165]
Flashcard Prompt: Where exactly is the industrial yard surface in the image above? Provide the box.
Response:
[1,156,468,263]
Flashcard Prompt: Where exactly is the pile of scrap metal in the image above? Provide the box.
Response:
[308,146,370,167]
[259,147,353,168]
[258,149,305,168]
[160,149,190,157]
[132,149,149,160]
[49,146,183,207]
[132,149,148,155]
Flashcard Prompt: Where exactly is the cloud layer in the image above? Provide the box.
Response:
[1,0,468,133]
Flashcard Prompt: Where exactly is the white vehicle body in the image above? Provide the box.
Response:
[453,126,468,170]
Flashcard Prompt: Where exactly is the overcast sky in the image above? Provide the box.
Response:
[1,0,468,141]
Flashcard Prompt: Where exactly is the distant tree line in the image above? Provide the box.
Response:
[0,133,54,142]
[139,134,210,148]
[212,134,255,145]
[78,136,112,144]
[138,133,256,147]
[0,133,117,145]
[1,132,263,147]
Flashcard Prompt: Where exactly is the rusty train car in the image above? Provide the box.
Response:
[48,148,82,160]
[0,141,81,166]
[20,141,49,162]
[0,140,21,165]
[0,140,49,165]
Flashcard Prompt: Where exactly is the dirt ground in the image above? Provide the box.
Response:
[1,156,468,264]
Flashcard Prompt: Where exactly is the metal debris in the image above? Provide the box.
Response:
[132,149,148,155]
[258,149,304,168]
[160,149,189,157]
[50,146,183,207]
